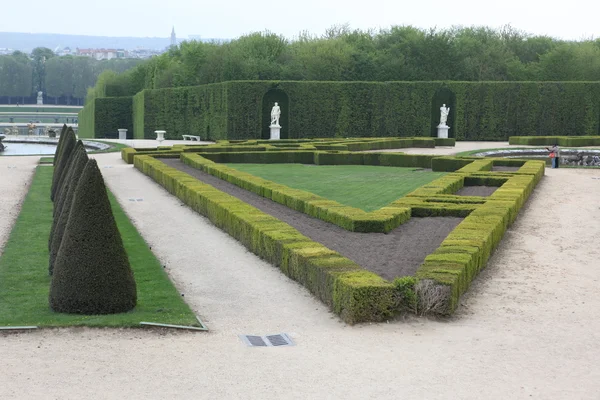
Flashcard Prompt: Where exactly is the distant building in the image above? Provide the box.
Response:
[0,48,14,55]
[170,27,177,47]
[188,35,202,41]
[56,47,73,56]
[75,48,128,60]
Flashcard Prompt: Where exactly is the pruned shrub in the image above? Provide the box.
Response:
[393,276,418,313]
[53,140,86,216]
[51,127,77,201]
[49,159,137,314]
[48,143,89,274]
[52,124,68,167]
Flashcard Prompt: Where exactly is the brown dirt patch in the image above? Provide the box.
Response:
[492,166,520,172]
[161,159,462,281]
[455,186,498,197]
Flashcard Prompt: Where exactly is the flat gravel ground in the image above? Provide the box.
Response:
[2,148,600,400]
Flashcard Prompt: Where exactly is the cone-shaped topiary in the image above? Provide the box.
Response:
[49,159,137,314]
[52,140,86,217]
[48,143,89,263]
[51,128,76,202]
[52,124,69,167]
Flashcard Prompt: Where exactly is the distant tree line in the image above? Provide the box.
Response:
[0,47,141,105]
[89,24,600,102]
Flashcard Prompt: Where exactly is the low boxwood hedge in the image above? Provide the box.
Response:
[134,155,397,324]
[509,136,600,147]
[129,139,545,321]
[181,153,412,233]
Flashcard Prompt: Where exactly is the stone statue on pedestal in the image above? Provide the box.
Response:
[270,102,281,126]
[439,104,450,127]
[37,91,43,105]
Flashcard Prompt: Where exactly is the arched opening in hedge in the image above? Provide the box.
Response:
[262,88,289,139]
[430,88,456,138]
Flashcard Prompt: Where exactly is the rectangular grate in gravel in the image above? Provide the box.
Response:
[239,333,294,347]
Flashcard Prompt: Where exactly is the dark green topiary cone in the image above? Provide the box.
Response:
[52,140,86,217]
[52,124,68,168]
[51,128,76,202]
[49,159,137,314]
[48,143,89,263]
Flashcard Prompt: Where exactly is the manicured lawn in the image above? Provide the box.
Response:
[226,164,447,211]
[0,166,199,328]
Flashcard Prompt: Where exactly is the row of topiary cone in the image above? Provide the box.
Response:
[48,125,137,315]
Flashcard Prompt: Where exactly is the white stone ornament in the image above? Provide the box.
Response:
[155,130,166,142]
[437,104,450,138]
[269,102,281,140]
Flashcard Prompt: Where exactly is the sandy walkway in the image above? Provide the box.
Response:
[0,156,41,254]
[2,148,600,399]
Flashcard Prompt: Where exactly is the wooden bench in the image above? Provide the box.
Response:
[182,135,201,141]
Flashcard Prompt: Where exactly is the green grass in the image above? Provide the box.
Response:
[0,166,199,328]
[226,164,447,212]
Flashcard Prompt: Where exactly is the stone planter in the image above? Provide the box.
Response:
[155,130,166,143]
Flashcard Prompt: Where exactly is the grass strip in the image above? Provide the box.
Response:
[0,166,198,327]
[225,163,447,212]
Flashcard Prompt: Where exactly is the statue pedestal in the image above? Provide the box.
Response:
[437,124,449,139]
[155,130,166,143]
[269,124,281,140]
[118,129,128,140]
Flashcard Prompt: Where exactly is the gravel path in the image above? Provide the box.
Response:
[0,156,40,256]
[2,147,600,399]
[160,158,462,281]
[455,185,498,197]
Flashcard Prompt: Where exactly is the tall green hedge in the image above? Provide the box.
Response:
[77,101,95,139]
[448,82,600,140]
[133,83,229,140]
[111,81,600,141]
[78,96,133,138]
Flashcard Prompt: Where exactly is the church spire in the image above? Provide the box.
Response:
[170,26,177,47]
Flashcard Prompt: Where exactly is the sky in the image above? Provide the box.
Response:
[2,0,600,41]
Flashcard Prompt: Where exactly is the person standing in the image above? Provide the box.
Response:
[546,144,560,168]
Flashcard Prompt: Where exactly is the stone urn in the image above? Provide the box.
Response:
[155,130,166,143]
[118,129,128,140]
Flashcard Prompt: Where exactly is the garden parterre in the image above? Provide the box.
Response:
[125,137,544,324]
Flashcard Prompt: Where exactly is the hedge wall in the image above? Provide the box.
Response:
[115,80,600,141]
[509,135,600,146]
[78,96,133,139]
[77,100,95,139]
[132,83,229,140]
[448,82,600,140]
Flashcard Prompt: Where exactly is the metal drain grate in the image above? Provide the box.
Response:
[239,333,294,347]
[128,198,144,202]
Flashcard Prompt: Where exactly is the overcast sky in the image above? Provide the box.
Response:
[3,0,600,40]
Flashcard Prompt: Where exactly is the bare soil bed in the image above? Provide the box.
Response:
[455,185,498,196]
[161,159,463,281]
[492,166,521,172]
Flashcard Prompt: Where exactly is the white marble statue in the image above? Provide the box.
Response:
[37,91,43,105]
[270,102,281,126]
[439,104,450,126]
